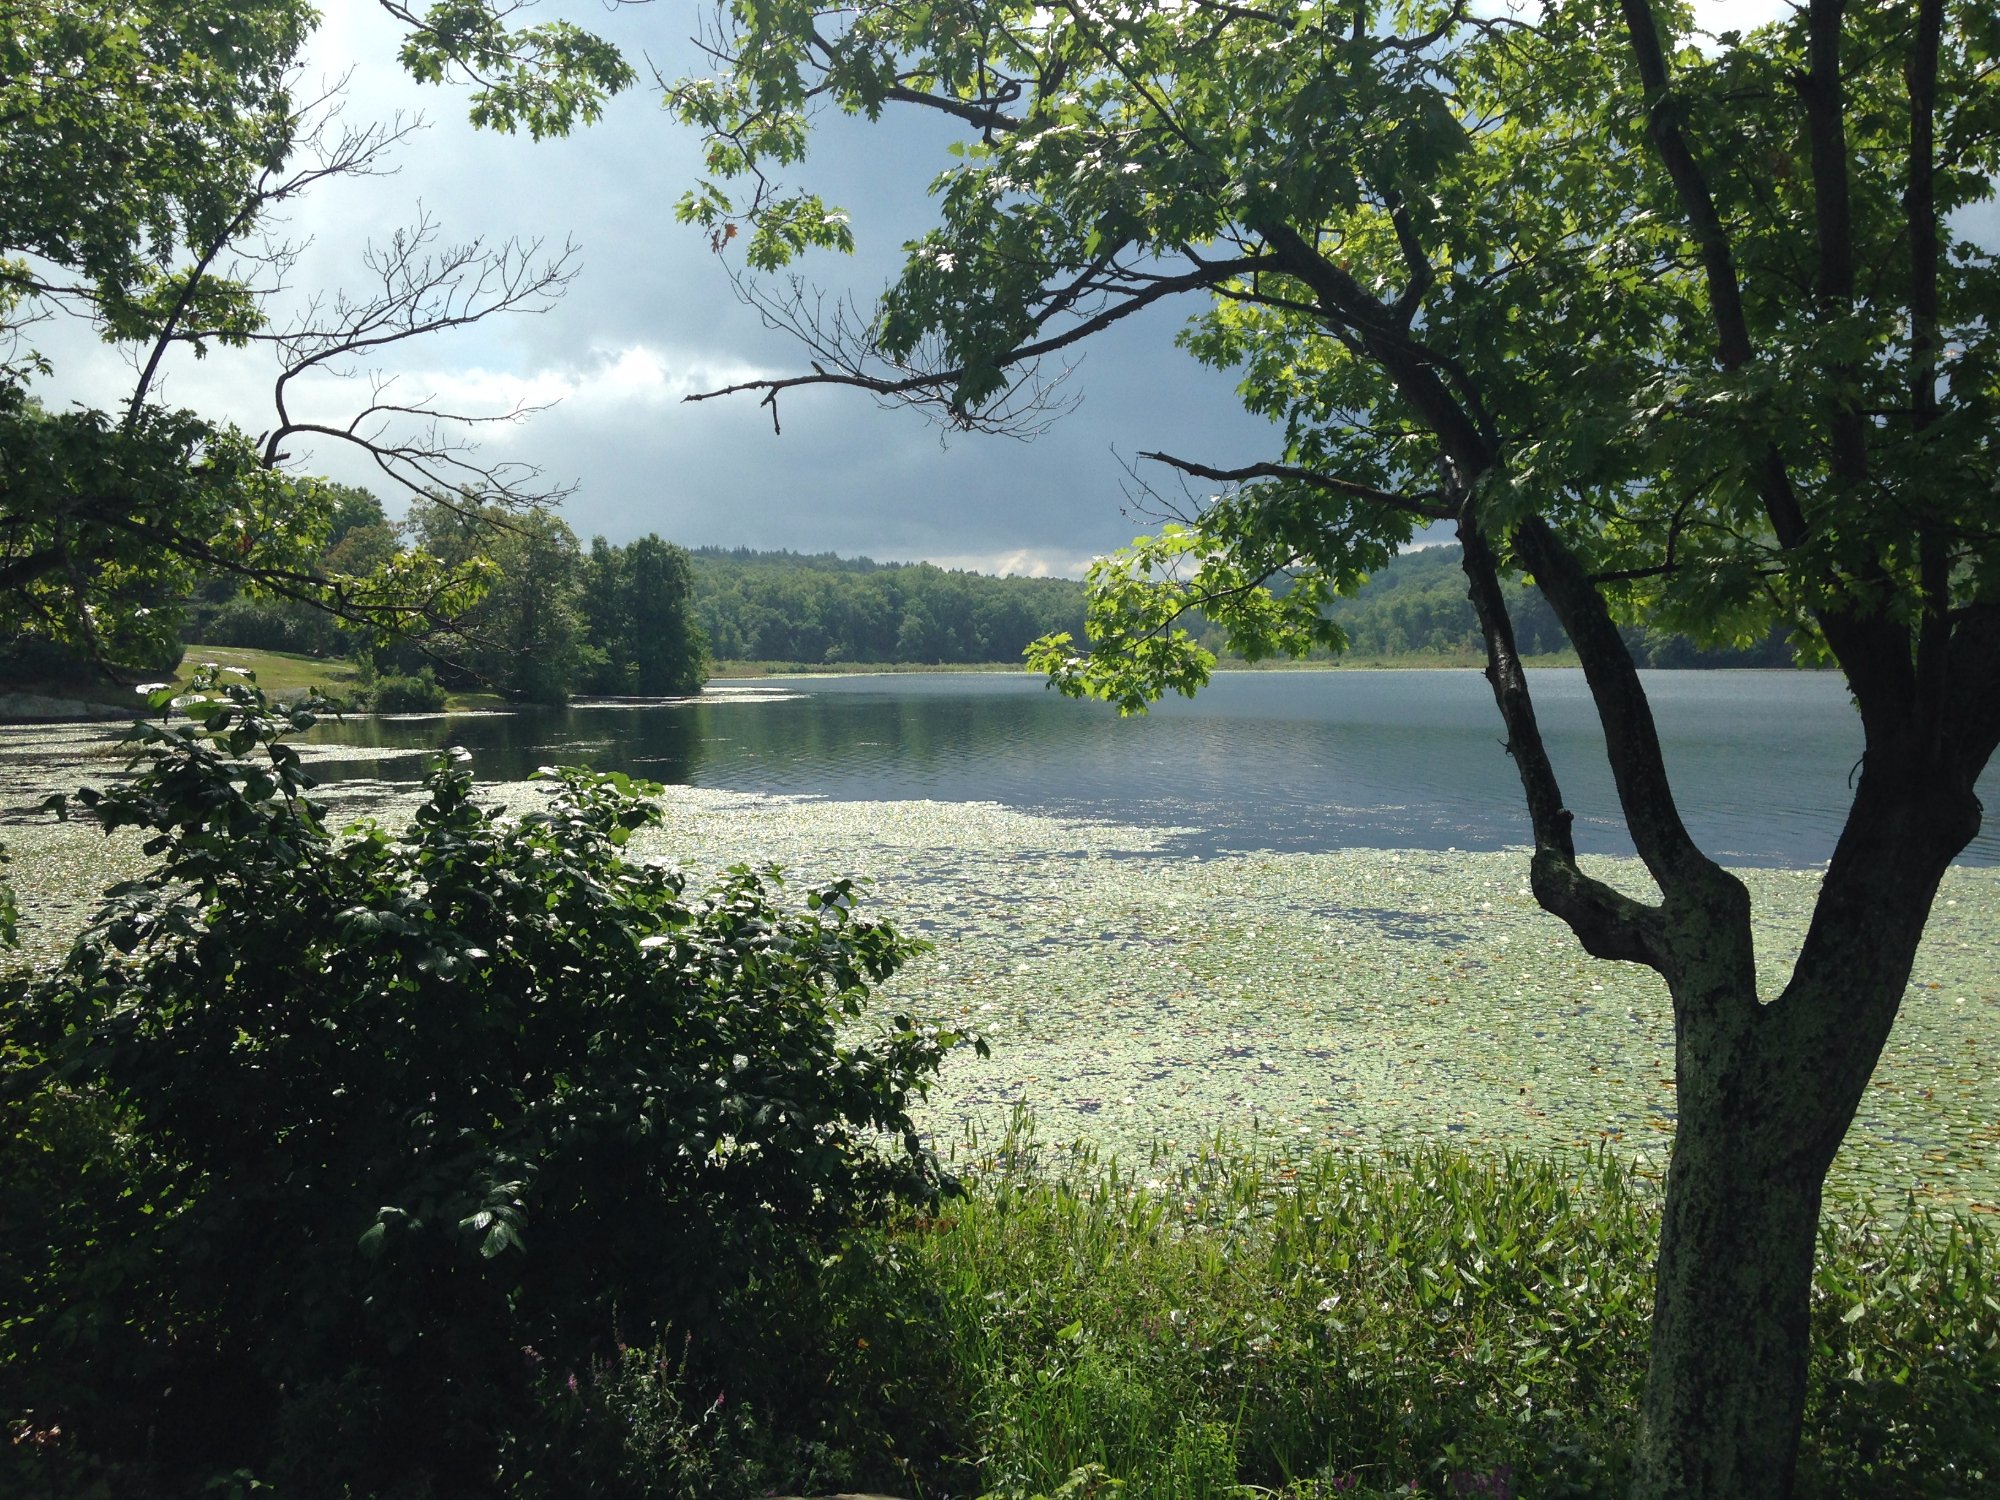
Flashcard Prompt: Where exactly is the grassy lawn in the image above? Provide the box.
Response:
[177,644,367,700]
[175,646,505,713]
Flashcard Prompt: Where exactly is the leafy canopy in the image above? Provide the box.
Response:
[656,0,1999,707]
[0,388,486,668]
[0,0,629,671]
[0,0,308,334]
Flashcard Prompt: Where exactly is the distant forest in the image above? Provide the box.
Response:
[91,528,1792,708]
[690,544,1793,670]
[1313,545,1794,668]
[689,547,1086,665]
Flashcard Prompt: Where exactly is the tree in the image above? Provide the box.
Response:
[0,0,612,673]
[634,3,2000,1496]
[407,496,589,703]
[685,548,1086,666]
[579,534,710,695]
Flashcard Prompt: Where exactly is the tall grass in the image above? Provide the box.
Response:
[7,1105,1990,1497]
[910,1119,1996,1499]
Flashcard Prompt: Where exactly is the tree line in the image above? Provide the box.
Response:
[1312,546,1794,668]
[689,547,1086,665]
[165,529,1797,703]
[181,491,707,707]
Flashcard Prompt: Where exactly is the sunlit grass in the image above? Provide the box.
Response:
[174,646,505,712]
[904,1122,1998,1498]
[175,643,367,700]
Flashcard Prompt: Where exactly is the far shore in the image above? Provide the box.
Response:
[0,646,1821,724]
[718,650,1593,677]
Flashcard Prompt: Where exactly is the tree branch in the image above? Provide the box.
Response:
[259,218,577,507]
[1137,452,1453,520]
[1617,0,1811,552]
[1619,0,1920,733]
[1459,520,1666,968]
[1801,0,1864,483]
[1908,0,1950,741]
[1256,220,1494,474]
[1386,191,1436,327]
[684,254,1267,430]
[1948,602,2000,776]
[1512,514,1729,896]
[880,82,1026,134]
[125,80,425,425]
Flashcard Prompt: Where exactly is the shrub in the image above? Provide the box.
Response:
[367,665,447,712]
[2,675,973,1495]
[190,595,347,656]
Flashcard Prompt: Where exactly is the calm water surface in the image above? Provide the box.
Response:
[298,669,2000,869]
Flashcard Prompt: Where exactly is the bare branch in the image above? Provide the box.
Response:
[685,253,1267,434]
[124,78,428,422]
[880,82,1027,134]
[257,215,579,507]
[1137,451,1454,521]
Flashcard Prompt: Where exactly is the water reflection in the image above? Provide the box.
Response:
[307,698,711,787]
[287,669,2000,869]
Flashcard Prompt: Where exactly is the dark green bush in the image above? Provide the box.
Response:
[367,665,448,712]
[188,594,347,656]
[1,675,972,1496]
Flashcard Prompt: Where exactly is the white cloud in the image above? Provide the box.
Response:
[923,547,1096,580]
[390,344,778,426]
[1692,0,1797,32]
[576,345,778,407]
[389,366,574,422]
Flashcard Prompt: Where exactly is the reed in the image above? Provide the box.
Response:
[906,1117,1996,1498]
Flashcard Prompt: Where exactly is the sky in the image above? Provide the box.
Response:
[33,0,1972,578]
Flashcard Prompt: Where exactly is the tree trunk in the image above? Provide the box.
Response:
[1629,755,1980,1499]
[1630,1027,1828,1499]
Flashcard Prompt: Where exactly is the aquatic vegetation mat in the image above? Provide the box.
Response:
[5,774,1995,1214]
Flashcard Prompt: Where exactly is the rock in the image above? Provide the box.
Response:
[0,693,131,723]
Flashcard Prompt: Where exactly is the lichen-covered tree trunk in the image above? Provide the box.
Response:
[1633,1099,1824,1499]
[1628,756,1981,1499]
[1629,942,1844,1500]
[1461,512,1992,1499]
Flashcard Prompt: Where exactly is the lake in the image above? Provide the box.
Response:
[292,667,1998,868]
[3,666,1995,1207]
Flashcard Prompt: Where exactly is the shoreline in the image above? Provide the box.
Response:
[713,654,1832,679]
[0,654,1821,722]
